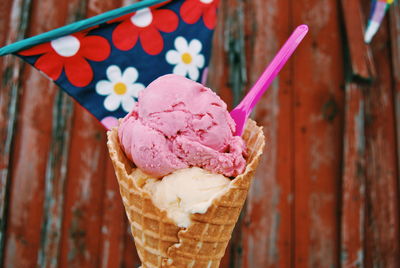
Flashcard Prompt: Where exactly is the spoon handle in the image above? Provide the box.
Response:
[237,24,309,116]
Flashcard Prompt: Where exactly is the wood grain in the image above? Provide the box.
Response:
[0,0,32,264]
[389,0,400,230]
[339,2,371,267]
[0,0,400,267]
[341,83,366,268]
[99,160,126,268]
[239,0,293,267]
[292,0,345,266]
[57,105,107,268]
[36,1,87,267]
[364,15,400,268]
[2,0,71,267]
[341,0,375,81]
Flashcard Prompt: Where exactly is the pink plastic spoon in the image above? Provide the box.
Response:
[230,24,309,136]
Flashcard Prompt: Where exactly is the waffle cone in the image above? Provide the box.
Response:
[107,119,265,268]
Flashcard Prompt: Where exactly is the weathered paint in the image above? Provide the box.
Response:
[364,16,400,267]
[292,0,344,266]
[340,84,366,268]
[339,2,371,267]
[2,0,72,266]
[58,105,107,268]
[99,160,126,268]
[389,1,400,225]
[341,0,375,81]
[37,91,73,268]
[36,1,87,267]
[0,0,32,263]
[1,0,400,267]
[224,0,247,106]
[240,0,293,267]
[207,0,233,110]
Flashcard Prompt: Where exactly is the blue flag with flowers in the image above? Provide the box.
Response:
[0,0,218,129]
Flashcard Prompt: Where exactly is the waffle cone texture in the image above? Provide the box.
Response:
[107,119,265,268]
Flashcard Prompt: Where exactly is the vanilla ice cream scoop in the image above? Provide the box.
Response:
[132,167,231,228]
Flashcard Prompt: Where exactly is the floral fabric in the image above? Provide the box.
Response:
[17,0,218,129]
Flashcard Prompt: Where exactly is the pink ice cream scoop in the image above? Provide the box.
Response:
[118,74,247,178]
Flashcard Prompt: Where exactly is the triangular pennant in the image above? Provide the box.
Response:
[0,0,219,129]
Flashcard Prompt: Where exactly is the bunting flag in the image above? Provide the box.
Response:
[0,0,219,129]
[364,0,394,43]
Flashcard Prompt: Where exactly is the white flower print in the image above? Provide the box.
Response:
[96,65,145,112]
[165,36,205,81]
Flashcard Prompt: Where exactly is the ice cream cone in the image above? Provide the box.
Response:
[107,119,265,268]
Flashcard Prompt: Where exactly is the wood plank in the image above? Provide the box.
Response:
[340,83,366,267]
[292,0,345,266]
[340,0,375,81]
[339,1,372,266]
[0,0,32,264]
[207,0,233,110]
[1,0,399,267]
[2,0,72,267]
[87,0,122,17]
[99,160,126,268]
[239,0,293,267]
[364,16,400,268]
[389,0,400,224]
[219,0,247,107]
[36,1,88,267]
[36,91,74,268]
[58,106,108,268]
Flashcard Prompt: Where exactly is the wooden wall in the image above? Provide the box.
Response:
[1,0,399,267]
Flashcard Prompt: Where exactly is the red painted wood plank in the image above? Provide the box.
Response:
[58,106,107,268]
[341,0,375,80]
[36,1,89,267]
[1,1,399,267]
[389,0,400,217]
[364,18,400,268]
[390,3,400,84]
[339,1,372,266]
[292,0,345,266]
[87,0,122,17]
[207,0,233,110]
[220,0,247,107]
[0,0,32,263]
[99,160,126,268]
[340,83,366,267]
[2,0,71,267]
[239,0,293,267]
[37,91,74,268]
